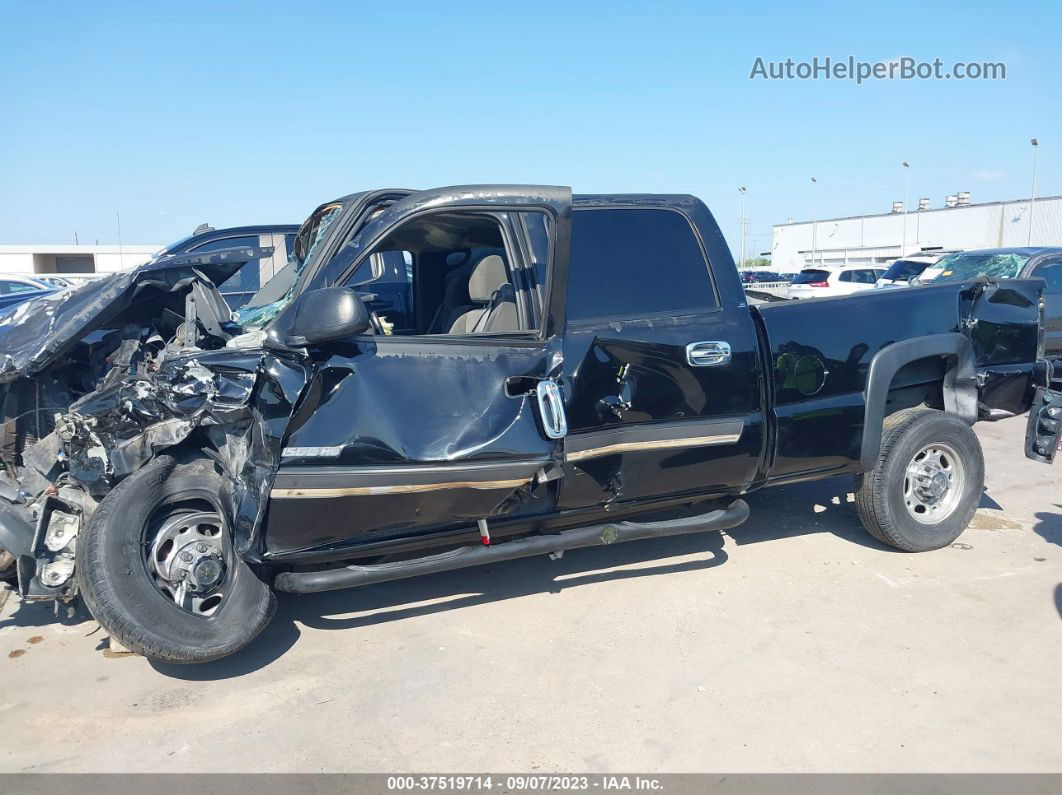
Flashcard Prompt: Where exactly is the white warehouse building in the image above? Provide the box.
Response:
[771,194,1062,273]
[0,244,161,278]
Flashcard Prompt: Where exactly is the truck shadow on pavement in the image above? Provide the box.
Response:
[0,479,1041,675]
[151,475,892,680]
[1031,506,1062,548]
[4,475,1011,677]
[1029,506,1062,621]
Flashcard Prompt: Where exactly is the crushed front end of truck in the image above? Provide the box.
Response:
[0,247,300,607]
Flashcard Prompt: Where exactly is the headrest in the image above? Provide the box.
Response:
[468,255,509,302]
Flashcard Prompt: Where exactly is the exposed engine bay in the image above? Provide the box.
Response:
[0,247,273,602]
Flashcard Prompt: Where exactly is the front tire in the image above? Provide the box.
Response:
[77,455,276,663]
[0,547,16,583]
[855,408,984,552]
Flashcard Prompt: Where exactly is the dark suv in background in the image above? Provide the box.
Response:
[740,270,782,284]
[157,224,298,309]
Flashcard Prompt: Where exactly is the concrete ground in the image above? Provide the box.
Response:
[1,416,1059,773]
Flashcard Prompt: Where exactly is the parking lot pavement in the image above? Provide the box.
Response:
[0,415,1059,773]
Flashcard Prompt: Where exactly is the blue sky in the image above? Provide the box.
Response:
[1,0,1058,260]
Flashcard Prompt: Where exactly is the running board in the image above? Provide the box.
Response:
[274,499,749,594]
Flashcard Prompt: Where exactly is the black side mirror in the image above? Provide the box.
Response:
[290,287,371,345]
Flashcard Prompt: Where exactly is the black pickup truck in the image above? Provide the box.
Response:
[0,185,1057,664]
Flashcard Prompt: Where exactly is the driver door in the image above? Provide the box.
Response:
[264,186,572,556]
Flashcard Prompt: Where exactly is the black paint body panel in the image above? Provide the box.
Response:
[755,279,1042,480]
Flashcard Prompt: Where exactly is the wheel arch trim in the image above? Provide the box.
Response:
[860,333,976,471]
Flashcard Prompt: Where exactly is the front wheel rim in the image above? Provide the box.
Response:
[145,510,229,616]
[903,441,966,525]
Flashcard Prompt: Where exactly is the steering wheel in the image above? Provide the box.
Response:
[353,289,387,335]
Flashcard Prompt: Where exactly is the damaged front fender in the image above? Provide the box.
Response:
[0,245,305,603]
[2,346,310,601]
[56,354,258,495]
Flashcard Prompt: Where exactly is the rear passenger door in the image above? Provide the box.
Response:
[557,204,765,510]
[836,269,863,295]
[841,269,878,294]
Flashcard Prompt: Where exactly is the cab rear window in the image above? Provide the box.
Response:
[566,208,716,321]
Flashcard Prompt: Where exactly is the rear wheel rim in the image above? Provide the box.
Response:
[903,441,965,525]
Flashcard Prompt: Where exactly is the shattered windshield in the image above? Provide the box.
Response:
[235,203,343,328]
[930,252,1031,284]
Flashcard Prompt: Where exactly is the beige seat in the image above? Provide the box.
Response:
[429,255,478,333]
[447,255,519,333]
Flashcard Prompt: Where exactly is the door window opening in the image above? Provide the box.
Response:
[343,211,532,336]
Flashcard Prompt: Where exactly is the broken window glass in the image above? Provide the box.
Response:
[236,204,342,328]
[931,252,1031,283]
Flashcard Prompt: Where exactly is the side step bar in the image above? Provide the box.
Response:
[274,499,749,594]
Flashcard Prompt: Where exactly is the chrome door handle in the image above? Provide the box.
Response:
[535,379,568,439]
[686,341,732,367]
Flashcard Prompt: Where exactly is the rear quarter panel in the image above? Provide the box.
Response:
[754,281,1041,482]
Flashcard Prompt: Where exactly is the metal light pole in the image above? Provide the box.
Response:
[744,216,750,271]
[738,186,747,269]
[1029,138,1039,245]
[810,177,818,267]
[901,161,910,256]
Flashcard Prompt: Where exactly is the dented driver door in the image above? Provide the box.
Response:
[262,186,572,557]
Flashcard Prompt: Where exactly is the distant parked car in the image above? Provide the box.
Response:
[928,247,1062,357]
[787,266,886,299]
[0,274,58,311]
[740,270,782,284]
[34,275,74,289]
[156,223,299,309]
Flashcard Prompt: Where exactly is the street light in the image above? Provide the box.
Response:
[901,161,910,256]
[810,177,818,267]
[1029,139,1039,245]
[738,186,747,269]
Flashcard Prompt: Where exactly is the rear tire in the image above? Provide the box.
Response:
[855,409,984,552]
[76,455,276,663]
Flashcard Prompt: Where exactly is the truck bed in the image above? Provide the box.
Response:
[753,279,1043,482]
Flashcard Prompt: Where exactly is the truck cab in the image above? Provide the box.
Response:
[254,189,765,554]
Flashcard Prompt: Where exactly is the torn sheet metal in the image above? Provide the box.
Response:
[0,246,269,383]
[57,354,257,494]
[221,352,310,557]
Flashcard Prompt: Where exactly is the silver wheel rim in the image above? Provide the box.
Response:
[147,510,228,616]
[903,442,965,525]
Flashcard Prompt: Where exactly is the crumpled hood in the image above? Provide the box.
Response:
[0,247,267,383]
